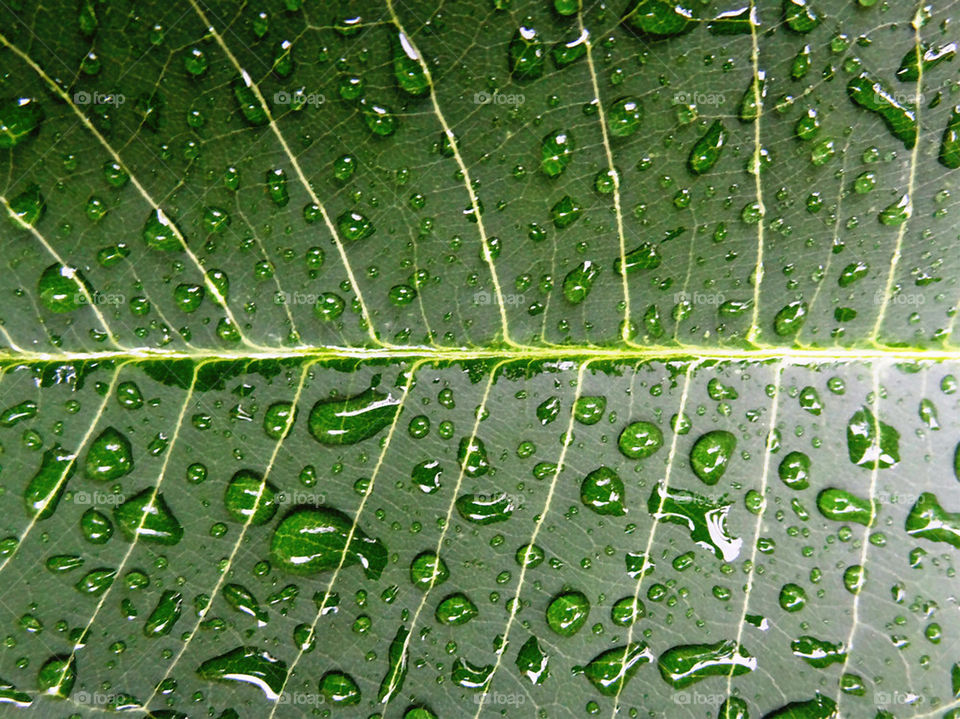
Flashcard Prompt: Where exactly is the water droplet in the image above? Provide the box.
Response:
[581,466,626,515]
[24,444,76,519]
[656,640,755,688]
[113,489,184,545]
[435,593,478,625]
[0,98,43,148]
[84,427,133,481]
[509,25,545,80]
[579,642,653,695]
[688,119,726,174]
[224,470,278,525]
[541,129,575,178]
[308,388,401,445]
[847,73,917,148]
[270,507,387,578]
[846,406,899,469]
[546,590,590,636]
[197,646,287,700]
[648,482,742,561]
[690,430,737,485]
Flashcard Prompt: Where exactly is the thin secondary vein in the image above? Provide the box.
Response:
[379,359,506,713]
[54,361,199,692]
[576,11,632,344]
[0,31,258,351]
[0,362,126,576]
[1,194,124,350]
[267,360,422,717]
[725,361,783,700]
[186,0,384,349]
[141,360,312,713]
[746,0,768,345]
[385,0,515,346]
[835,363,883,717]
[470,359,592,717]
[609,360,700,718]
[871,9,923,343]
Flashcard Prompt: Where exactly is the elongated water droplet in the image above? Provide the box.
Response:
[377,626,409,703]
[144,590,182,638]
[319,670,362,705]
[392,32,429,96]
[790,636,846,668]
[516,636,550,685]
[270,507,387,578]
[940,106,960,169]
[816,488,876,526]
[37,655,75,698]
[224,584,269,626]
[579,642,653,696]
[436,593,478,625]
[308,388,401,445]
[622,0,695,38]
[774,300,808,336]
[847,73,917,149]
[763,693,837,718]
[896,41,956,82]
[657,640,755,688]
[906,492,960,549]
[451,658,494,690]
[455,492,515,524]
[783,0,821,33]
[24,445,75,520]
[197,647,287,700]
[563,260,600,304]
[688,120,726,175]
[224,470,278,525]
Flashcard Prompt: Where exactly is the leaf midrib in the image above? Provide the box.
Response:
[1,346,959,365]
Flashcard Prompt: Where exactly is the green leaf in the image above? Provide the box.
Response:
[2,1,960,717]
